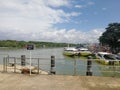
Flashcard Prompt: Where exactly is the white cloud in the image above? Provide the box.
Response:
[45,0,70,7]
[0,0,77,31]
[75,5,83,8]
[0,27,104,43]
[102,8,107,11]
[0,0,102,43]
[0,0,80,31]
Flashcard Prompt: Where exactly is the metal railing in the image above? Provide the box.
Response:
[54,56,120,77]
[1,55,55,75]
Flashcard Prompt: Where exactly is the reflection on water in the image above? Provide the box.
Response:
[0,48,119,76]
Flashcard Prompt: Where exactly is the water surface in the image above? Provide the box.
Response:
[0,48,102,76]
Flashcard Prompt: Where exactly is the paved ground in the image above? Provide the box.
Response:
[0,73,120,90]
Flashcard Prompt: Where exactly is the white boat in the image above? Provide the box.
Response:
[78,48,92,57]
[63,47,79,56]
[96,52,119,65]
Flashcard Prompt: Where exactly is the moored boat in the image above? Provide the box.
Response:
[95,52,120,65]
[63,47,79,56]
[78,48,92,57]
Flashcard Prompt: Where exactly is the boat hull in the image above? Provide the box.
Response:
[63,52,75,57]
[96,59,120,65]
[79,52,92,57]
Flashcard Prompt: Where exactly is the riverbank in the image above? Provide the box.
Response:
[0,73,120,90]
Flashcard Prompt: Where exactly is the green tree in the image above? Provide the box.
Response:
[99,23,120,54]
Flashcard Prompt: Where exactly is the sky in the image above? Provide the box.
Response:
[0,0,120,43]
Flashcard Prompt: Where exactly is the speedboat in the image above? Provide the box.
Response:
[78,48,92,57]
[96,52,119,65]
[63,47,79,56]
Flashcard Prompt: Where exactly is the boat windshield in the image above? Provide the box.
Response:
[104,55,116,60]
[98,54,102,58]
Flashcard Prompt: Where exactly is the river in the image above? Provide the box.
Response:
[0,48,104,76]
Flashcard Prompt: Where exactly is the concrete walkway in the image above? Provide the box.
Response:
[0,73,120,90]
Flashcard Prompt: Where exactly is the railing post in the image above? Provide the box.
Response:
[50,56,56,74]
[14,57,16,73]
[109,60,116,77]
[21,55,26,66]
[74,56,77,76]
[113,61,116,77]
[38,59,40,74]
[86,56,92,76]
[5,57,7,72]
[3,57,5,72]
[7,55,9,65]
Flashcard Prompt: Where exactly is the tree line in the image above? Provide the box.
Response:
[0,40,78,48]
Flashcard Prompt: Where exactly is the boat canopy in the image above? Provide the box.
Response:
[64,47,78,51]
[79,48,89,51]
